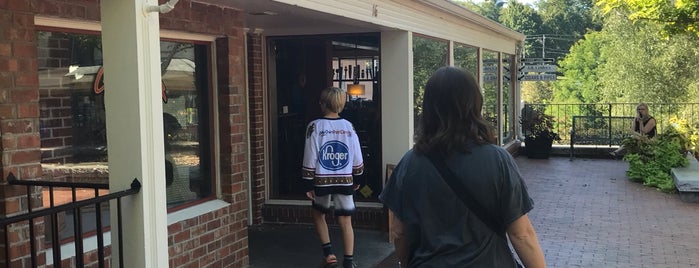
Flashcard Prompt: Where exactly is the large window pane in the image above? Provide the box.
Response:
[413,35,448,125]
[502,53,515,144]
[454,43,478,76]
[482,50,499,140]
[37,31,213,227]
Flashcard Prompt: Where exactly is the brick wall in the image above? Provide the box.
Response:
[0,0,45,266]
[247,31,266,225]
[262,205,388,230]
[1,0,251,267]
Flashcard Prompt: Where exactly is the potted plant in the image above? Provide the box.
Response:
[520,106,560,159]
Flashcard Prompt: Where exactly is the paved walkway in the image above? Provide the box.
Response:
[249,157,699,267]
[521,157,699,268]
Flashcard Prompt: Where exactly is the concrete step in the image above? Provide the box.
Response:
[671,154,699,203]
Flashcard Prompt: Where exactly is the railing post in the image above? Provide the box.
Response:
[608,103,613,146]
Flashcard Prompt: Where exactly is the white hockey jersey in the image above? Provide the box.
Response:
[302,117,364,189]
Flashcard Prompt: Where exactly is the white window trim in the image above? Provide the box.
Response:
[35,16,217,42]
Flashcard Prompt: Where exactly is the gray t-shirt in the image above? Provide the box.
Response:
[379,144,533,267]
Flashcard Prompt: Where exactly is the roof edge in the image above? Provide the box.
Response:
[416,0,526,41]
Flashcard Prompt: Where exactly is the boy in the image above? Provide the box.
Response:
[302,87,364,268]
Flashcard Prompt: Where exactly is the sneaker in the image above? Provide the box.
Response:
[321,254,339,268]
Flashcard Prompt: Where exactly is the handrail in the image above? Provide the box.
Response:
[1,173,141,268]
[7,176,109,189]
[0,179,140,226]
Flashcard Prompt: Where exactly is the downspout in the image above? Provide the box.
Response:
[146,0,180,13]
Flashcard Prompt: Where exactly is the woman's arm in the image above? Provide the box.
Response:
[639,118,656,135]
[390,211,409,266]
[507,214,546,268]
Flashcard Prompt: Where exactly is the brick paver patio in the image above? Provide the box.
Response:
[520,157,699,268]
[252,156,699,267]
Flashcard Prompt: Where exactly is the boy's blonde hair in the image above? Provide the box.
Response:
[319,87,347,114]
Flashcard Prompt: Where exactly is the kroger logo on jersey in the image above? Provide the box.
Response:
[319,141,350,171]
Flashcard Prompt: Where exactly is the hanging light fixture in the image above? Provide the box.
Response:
[347,42,365,97]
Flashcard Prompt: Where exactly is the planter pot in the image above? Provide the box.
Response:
[525,136,554,159]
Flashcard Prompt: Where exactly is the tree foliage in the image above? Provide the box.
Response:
[597,0,699,37]
[412,36,448,118]
[552,31,605,104]
[500,1,543,36]
[536,0,603,60]
[596,13,699,103]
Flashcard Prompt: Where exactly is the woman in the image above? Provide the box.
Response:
[379,67,545,267]
[610,103,656,156]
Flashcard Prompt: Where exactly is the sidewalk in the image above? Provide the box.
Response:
[248,223,394,267]
[250,156,699,267]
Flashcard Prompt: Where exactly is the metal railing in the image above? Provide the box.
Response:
[0,174,140,268]
[522,103,699,144]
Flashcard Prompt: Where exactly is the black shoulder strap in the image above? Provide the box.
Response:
[426,153,505,238]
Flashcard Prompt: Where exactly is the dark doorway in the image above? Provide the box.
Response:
[268,34,382,201]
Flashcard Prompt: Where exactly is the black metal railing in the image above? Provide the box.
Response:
[0,174,140,268]
[522,103,699,144]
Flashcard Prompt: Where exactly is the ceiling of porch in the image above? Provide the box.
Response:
[203,0,386,35]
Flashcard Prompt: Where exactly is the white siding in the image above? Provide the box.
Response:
[273,0,523,53]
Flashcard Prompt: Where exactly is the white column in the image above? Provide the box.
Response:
[101,0,168,267]
[381,31,413,178]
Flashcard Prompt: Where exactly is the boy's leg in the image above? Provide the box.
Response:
[312,209,331,244]
[334,194,356,267]
[313,195,338,267]
[337,215,354,256]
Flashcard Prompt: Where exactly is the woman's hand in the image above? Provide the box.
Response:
[306,190,315,200]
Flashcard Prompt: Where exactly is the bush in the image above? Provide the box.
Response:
[623,125,689,192]
[520,106,560,141]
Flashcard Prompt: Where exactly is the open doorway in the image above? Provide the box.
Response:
[268,34,382,201]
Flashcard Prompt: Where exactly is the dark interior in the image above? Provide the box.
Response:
[270,33,383,201]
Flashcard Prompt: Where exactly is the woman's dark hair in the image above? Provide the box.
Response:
[414,66,496,156]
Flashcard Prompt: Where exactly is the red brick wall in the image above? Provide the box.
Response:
[1,0,250,267]
[247,32,266,225]
[0,0,45,266]
[263,205,387,230]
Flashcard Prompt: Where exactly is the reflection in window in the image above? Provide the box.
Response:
[454,43,478,77]
[412,35,448,126]
[37,31,213,233]
[482,50,499,142]
[502,53,515,144]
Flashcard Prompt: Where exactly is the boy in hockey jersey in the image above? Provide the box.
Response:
[302,87,364,268]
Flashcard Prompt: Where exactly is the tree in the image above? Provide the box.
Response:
[500,1,545,57]
[597,0,699,37]
[454,0,503,22]
[552,31,605,104]
[536,0,603,60]
[596,13,699,104]
[500,1,544,35]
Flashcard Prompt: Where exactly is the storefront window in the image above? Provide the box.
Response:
[482,50,499,142]
[413,35,448,127]
[37,31,213,232]
[502,53,515,144]
[454,43,478,76]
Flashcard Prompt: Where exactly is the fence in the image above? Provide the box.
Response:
[522,103,699,144]
[0,174,141,268]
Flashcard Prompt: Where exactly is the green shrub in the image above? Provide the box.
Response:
[623,125,688,192]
